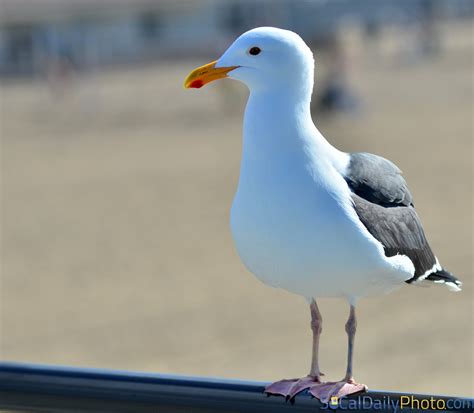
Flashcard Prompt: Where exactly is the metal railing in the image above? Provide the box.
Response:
[0,361,471,412]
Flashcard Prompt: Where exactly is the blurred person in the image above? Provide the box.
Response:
[417,0,441,58]
[46,48,78,98]
[312,32,361,117]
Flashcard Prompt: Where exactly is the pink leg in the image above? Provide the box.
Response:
[309,299,324,379]
[344,304,357,382]
[265,302,367,403]
[308,305,367,402]
[264,299,325,399]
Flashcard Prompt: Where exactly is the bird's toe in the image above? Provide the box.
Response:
[265,376,323,399]
[308,380,368,403]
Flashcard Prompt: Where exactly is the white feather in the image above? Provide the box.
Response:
[224,28,415,303]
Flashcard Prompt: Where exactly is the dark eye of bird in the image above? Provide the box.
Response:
[249,46,261,56]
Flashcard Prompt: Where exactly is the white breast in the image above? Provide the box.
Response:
[230,93,412,301]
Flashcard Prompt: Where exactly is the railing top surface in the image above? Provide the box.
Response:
[0,361,472,413]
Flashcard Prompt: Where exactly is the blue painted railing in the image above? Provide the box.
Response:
[0,362,471,412]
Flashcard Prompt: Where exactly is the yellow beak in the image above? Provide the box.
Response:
[183,60,239,89]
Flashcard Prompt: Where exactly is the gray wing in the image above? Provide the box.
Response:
[344,153,435,281]
[351,193,436,280]
[345,152,413,207]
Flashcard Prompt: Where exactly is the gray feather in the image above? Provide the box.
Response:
[345,152,413,207]
[351,194,436,278]
[344,152,460,287]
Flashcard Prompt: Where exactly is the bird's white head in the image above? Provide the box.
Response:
[184,27,314,97]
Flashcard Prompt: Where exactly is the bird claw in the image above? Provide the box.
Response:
[308,380,367,403]
[265,376,323,400]
[265,377,367,403]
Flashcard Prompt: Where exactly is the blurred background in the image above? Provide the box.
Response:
[0,0,472,397]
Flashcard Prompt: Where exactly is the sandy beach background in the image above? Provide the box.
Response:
[1,21,472,397]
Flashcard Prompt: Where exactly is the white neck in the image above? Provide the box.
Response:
[241,88,349,174]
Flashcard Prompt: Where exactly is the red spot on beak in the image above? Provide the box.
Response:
[189,79,204,88]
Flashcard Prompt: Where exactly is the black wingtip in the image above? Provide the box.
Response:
[425,269,462,291]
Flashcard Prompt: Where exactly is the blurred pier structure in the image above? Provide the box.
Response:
[0,0,473,77]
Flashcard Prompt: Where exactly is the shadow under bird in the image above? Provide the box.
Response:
[184,27,462,403]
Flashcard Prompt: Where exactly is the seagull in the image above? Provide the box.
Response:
[184,27,462,402]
